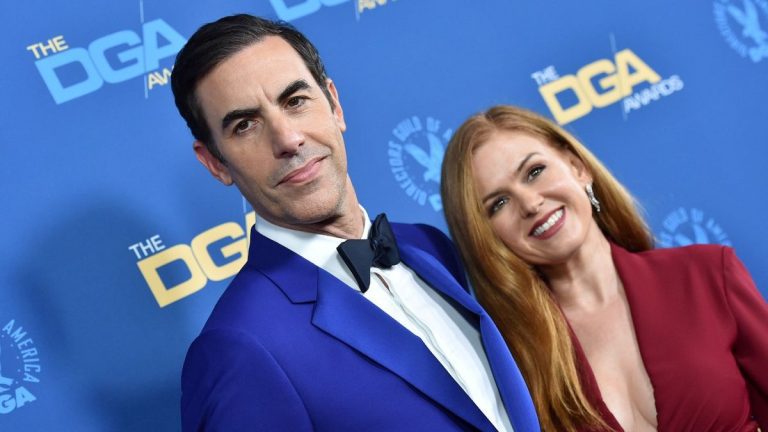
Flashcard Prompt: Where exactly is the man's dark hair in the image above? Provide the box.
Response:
[171,14,333,161]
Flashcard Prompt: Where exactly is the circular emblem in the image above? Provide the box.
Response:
[658,207,732,248]
[0,319,41,414]
[387,116,452,211]
[713,0,768,62]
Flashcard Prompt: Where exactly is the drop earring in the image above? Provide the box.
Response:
[586,183,601,213]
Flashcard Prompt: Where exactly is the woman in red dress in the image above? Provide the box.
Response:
[441,105,767,431]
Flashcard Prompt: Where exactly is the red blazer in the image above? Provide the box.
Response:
[573,244,768,432]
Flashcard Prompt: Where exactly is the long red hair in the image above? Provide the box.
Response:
[441,106,653,431]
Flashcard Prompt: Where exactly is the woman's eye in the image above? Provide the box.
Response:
[526,165,545,182]
[490,197,509,215]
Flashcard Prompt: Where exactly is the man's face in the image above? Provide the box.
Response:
[193,36,352,231]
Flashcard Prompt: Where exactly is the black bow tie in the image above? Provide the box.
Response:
[337,213,401,293]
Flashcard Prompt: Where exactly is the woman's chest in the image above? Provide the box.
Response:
[569,298,657,431]
[570,292,755,432]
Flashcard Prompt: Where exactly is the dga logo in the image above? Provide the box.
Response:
[356,0,397,17]
[714,0,768,62]
[27,19,186,104]
[129,210,256,307]
[269,0,394,21]
[0,319,41,414]
[530,48,684,125]
[270,0,351,21]
[388,116,451,211]
[658,207,732,248]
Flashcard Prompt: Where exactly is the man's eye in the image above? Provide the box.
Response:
[234,119,256,135]
[490,197,509,215]
[526,165,545,182]
[286,96,307,109]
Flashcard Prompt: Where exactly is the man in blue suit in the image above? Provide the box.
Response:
[171,14,539,432]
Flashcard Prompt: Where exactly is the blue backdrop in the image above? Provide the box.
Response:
[2,0,766,429]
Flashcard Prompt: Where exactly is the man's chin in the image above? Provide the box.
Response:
[276,200,346,229]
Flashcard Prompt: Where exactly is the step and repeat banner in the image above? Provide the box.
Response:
[2,0,766,430]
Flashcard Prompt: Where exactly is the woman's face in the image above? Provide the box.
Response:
[471,130,598,266]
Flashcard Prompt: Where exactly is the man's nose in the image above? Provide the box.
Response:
[269,114,305,157]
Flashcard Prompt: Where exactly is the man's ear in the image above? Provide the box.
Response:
[326,79,346,133]
[193,141,233,185]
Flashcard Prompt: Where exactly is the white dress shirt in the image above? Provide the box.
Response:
[256,207,513,432]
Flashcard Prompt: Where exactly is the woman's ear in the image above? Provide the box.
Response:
[567,151,593,185]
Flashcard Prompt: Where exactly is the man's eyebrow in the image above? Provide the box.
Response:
[221,108,260,131]
[277,79,310,105]
[219,80,312,131]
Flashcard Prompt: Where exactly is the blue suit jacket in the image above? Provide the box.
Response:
[181,222,540,432]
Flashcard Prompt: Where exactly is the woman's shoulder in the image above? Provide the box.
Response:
[612,243,734,284]
[618,243,728,266]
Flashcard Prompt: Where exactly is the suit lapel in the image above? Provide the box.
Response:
[398,243,541,432]
[248,228,493,431]
[312,271,493,431]
[246,228,318,303]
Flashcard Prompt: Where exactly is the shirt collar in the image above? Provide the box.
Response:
[255,206,372,291]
